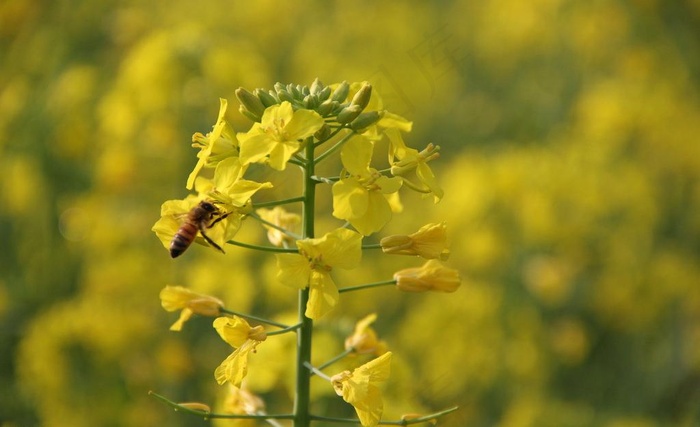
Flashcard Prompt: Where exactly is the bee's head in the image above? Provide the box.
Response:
[200,201,218,212]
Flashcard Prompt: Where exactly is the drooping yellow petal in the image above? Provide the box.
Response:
[331,352,393,427]
[416,162,443,202]
[169,308,194,332]
[214,341,254,386]
[306,270,339,319]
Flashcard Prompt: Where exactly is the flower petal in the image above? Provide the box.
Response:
[305,270,339,319]
[276,254,311,289]
[319,228,363,269]
[285,108,324,140]
[332,178,368,220]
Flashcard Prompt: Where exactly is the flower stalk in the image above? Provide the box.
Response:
[294,136,317,427]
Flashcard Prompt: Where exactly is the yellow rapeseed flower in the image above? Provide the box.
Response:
[213,316,267,387]
[276,228,362,319]
[393,260,461,293]
[380,222,450,260]
[331,352,392,427]
[345,313,388,355]
[159,285,224,331]
[256,206,301,247]
[187,98,239,190]
[237,101,324,170]
[220,385,266,427]
[207,157,273,208]
[386,128,443,203]
[332,135,402,235]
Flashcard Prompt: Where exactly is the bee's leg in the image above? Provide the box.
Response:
[207,212,231,229]
[198,223,226,254]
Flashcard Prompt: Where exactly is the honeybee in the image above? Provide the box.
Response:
[170,200,230,258]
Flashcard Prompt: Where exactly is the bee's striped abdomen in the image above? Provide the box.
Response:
[170,222,198,258]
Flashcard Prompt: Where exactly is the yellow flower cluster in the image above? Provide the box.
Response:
[151,79,460,426]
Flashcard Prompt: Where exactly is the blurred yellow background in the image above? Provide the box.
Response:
[2,0,699,426]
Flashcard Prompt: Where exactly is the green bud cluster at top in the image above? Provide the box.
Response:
[236,79,382,132]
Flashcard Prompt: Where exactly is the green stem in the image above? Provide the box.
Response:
[320,168,392,183]
[314,125,347,147]
[149,391,295,420]
[315,347,354,372]
[253,196,305,208]
[361,243,382,250]
[304,361,332,381]
[338,279,397,294]
[267,323,302,336]
[314,130,356,164]
[226,239,298,253]
[288,156,305,167]
[294,137,316,427]
[219,308,290,329]
[310,175,339,185]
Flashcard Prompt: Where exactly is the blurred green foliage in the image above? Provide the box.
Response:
[1,0,699,426]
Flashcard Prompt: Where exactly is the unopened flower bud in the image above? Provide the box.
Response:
[317,85,332,101]
[350,110,384,132]
[314,123,332,141]
[380,222,449,260]
[317,99,337,116]
[273,82,286,93]
[277,89,295,103]
[394,260,460,293]
[255,88,278,107]
[288,83,302,98]
[235,88,266,120]
[350,82,372,111]
[336,104,363,124]
[304,94,319,109]
[331,81,350,103]
[310,78,324,95]
[238,105,261,122]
